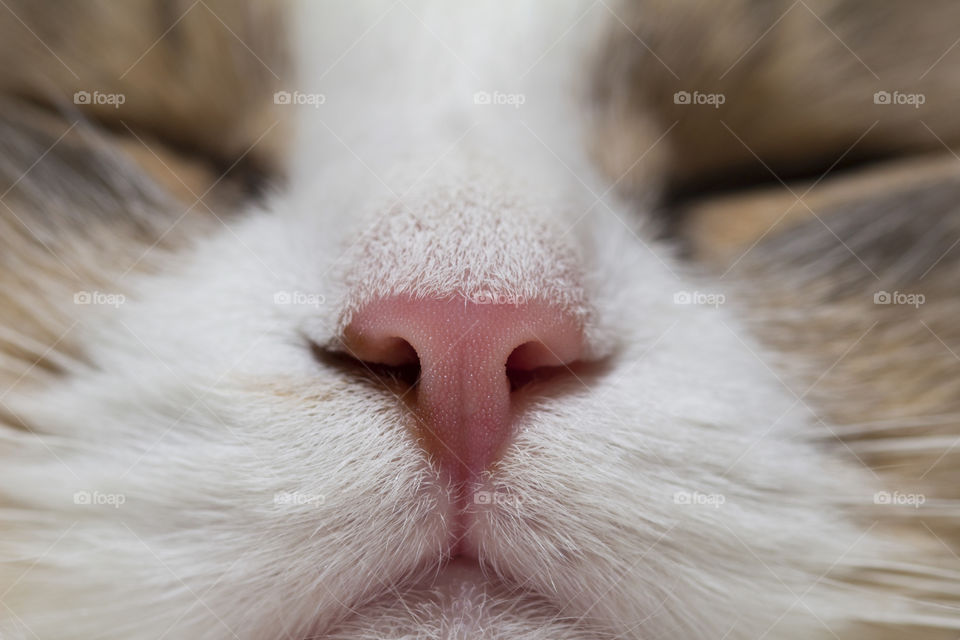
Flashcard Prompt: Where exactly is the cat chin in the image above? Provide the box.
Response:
[323,558,610,640]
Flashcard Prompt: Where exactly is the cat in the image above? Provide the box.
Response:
[1,1,960,638]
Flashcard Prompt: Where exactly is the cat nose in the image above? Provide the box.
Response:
[341,295,584,482]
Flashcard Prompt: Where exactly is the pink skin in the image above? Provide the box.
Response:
[343,295,583,551]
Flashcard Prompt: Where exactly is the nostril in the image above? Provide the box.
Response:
[352,335,419,368]
[507,340,569,370]
[505,341,578,392]
[312,337,421,391]
[352,336,422,389]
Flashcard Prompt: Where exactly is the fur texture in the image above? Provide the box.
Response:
[1,2,959,639]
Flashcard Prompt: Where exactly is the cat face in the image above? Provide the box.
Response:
[1,1,957,639]
[4,141,875,639]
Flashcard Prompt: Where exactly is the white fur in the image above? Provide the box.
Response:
[0,2,952,639]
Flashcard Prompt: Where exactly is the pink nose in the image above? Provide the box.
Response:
[342,295,584,482]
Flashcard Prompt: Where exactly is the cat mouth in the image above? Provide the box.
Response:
[421,555,501,594]
[320,556,597,639]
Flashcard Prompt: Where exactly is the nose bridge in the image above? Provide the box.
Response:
[334,164,589,335]
[406,302,515,480]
